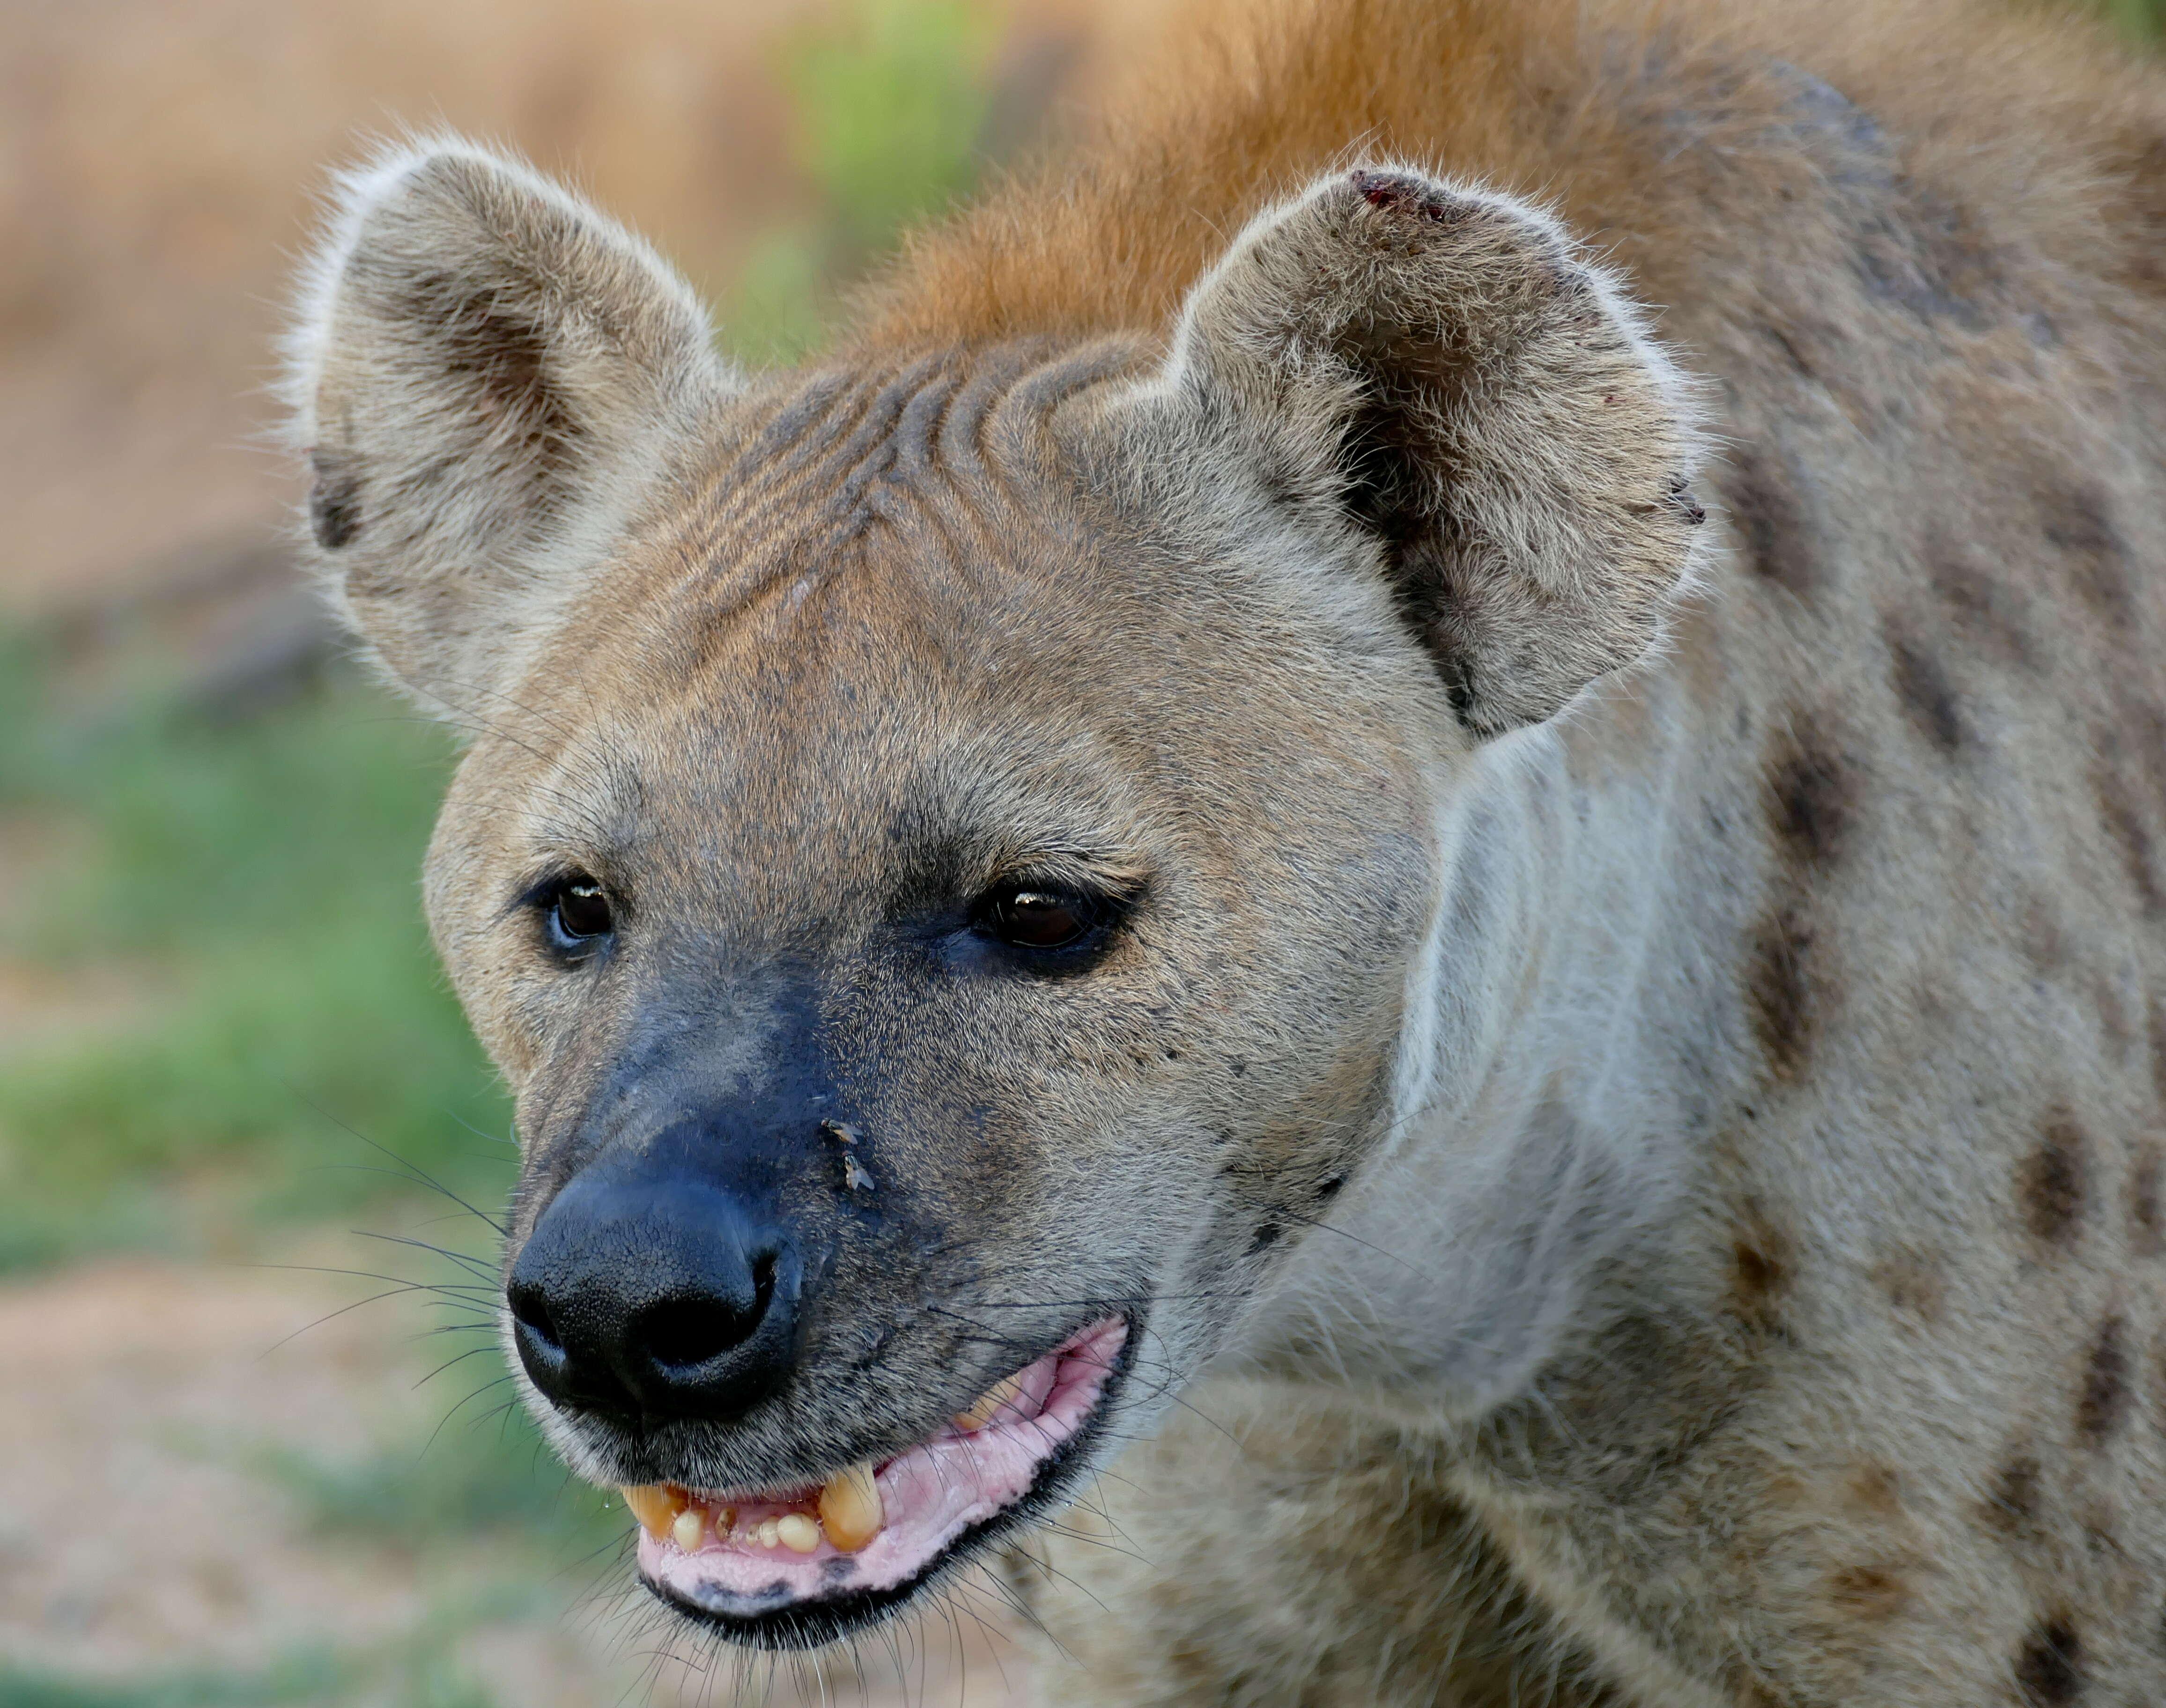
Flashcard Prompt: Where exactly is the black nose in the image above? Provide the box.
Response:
[506,1171,804,1424]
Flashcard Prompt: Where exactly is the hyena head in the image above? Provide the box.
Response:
[284,141,1704,1646]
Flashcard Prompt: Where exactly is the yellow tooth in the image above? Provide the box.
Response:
[621,1484,677,1539]
[756,1518,781,1549]
[671,1506,705,1553]
[817,1462,884,1552]
[956,1374,1024,1431]
[776,1512,822,1553]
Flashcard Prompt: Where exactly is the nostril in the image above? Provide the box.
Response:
[506,1283,564,1354]
[639,1299,738,1369]
[636,1255,777,1372]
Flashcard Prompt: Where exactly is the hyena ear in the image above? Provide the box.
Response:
[1161,167,1708,736]
[282,139,735,714]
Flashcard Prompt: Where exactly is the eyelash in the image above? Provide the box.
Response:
[969,875,1139,961]
[535,873,615,958]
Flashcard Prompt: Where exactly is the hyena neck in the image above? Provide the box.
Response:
[1240,656,1737,1421]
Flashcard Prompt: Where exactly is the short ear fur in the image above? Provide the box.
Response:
[1167,168,1708,735]
[282,139,735,714]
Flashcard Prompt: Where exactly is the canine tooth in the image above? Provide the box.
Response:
[776,1513,822,1553]
[621,1484,676,1539]
[818,1461,884,1552]
[671,1506,705,1553]
[756,1518,781,1549]
[957,1374,1024,1431]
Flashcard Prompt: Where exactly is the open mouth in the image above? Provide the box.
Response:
[628,1315,1130,1644]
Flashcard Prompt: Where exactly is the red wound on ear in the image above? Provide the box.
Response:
[1351,169,1456,223]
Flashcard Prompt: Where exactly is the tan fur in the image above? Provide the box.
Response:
[284,1,2166,1702]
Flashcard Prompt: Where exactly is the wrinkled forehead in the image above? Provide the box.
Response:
[581,596,1156,929]
[473,346,1426,921]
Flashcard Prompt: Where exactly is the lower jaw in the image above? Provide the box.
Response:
[636,1315,1133,1647]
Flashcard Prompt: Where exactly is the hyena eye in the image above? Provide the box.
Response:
[977,886,1102,951]
[545,876,614,952]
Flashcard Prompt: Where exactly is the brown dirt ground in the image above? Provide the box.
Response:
[0,1247,1035,1704]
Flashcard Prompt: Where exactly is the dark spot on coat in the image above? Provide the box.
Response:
[2131,1145,2164,1258]
[2093,974,2135,1058]
[1248,1222,1282,1254]
[2105,127,2166,295]
[2020,1117,2088,1245]
[2151,996,2166,1108]
[1889,637,1965,753]
[2097,781,2164,917]
[307,450,362,550]
[1845,1462,1903,1517]
[1757,318,1818,379]
[1729,1203,1796,1333]
[2023,901,2069,973]
[2098,697,2166,819]
[1924,541,2038,672]
[2015,1613,2085,1704]
[1733,1239,1784,1303]
[1851,175,1999,328]
[2077,1315,2131,1446]
[1873,1246,1944,1319]
[1983,1453,2041,1536]
[2040,488,2131,624]
[1727,445,1824,599]
[1747,904,1818,1080]
[2077,1500,2123,1557]
[1316,1173,1346,1200]
[1766,729,1851,865]
[1829,1563,1912,1620]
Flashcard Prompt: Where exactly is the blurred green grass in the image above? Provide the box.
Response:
[0,1656,350,1708]
[2108,0,2166,38]
[0,662,506,1270]
[723,0,1000,364]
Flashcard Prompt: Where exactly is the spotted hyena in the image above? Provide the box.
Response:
[283,0,2166,1699]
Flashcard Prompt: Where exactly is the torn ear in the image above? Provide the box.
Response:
[283,139,736,714]
[1168,167,1708,735]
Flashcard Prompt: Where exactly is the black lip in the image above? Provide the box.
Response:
[636,1311,1142,1651]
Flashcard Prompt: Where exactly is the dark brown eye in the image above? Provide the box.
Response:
[548,879,614,950]
[982,887,1100,951]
